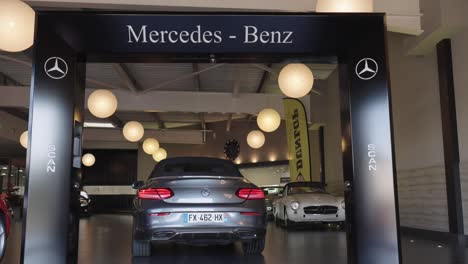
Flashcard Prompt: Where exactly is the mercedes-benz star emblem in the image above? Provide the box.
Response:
[44,57,68,80]
[355,58,378,80]
[201,188,211,197]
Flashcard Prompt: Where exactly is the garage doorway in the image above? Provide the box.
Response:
[21,13,401,264]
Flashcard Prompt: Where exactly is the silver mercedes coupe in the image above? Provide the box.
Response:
[131,157,267,257]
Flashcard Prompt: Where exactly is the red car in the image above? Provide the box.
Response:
[0,193,11,261]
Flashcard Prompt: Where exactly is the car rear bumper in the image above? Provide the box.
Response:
[134,211,266,244]
[134,226,266,244]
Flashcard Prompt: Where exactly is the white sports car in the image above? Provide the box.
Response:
[273,182,345,229]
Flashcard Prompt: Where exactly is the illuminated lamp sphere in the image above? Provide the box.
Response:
[123,121,145,142]
[278,63,314,98]
[87,89,118,119]
[247,130,265,149]
[19,130,28,148]
[82,153,96,167]
[143,138,160,154]
[316,0,373,12]
[0,0,35,52]
[153,148,167,162]
[257,108,281,133]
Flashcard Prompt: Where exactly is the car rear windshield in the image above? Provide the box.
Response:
[149,157,242,178]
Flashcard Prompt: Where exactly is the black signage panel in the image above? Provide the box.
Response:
[43,13,383,58]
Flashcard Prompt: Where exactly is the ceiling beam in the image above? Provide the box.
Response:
[151,112,166,129]
[253,63,276,75]
[255,63,272,94]
[0,86,313,121]
[143,63,223,93]
[112,63,141,93]
[0,54,124,90]
[232,68,241,98]
[83,127,205,145]
[85,78,122,90]
[0,72,23,86]
[0,107,29,122]
[107,114,124,129]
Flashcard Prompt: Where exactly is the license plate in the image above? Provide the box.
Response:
[184,213,226,223]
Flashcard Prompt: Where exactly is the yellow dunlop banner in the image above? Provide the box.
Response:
[283,98,311,182]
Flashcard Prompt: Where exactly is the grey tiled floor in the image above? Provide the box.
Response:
[3,214,468,263]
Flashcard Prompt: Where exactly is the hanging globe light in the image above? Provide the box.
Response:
[143,138,160,154]
[87,89,118,119]
[257,108,281,133]
[82,153,96,167]
[123,121,144,142]
[247,130,265,149]
[316,0,373,12]
[0,0,35,52]
[19,130,28,148]
[153,148,167,162]
[278,64,314,98]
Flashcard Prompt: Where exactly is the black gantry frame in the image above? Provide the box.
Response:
[22,12,402,264]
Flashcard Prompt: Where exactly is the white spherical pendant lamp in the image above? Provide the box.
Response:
[82,153,96,167]
[316,0,373,13]
[257,108,281,133]
[153,148,167,162]
[19,130,28,148]
[123,121,144,142]
[247,130,265,149]
[278,64,314,98]
[87,89,118,119]
[0,0,35,52]
[143,138,160,154]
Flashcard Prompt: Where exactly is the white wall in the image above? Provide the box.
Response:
[451,28,468,235]
[240,165,289,187]
[388,33,449,232]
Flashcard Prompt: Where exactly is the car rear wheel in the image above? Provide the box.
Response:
[132,239,151,257]
[242,237,265,255]
[0,215,6,261]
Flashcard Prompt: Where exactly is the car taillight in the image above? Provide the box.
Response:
[148,212,171,217]
[236,188,265,200]
[138,188,173,200]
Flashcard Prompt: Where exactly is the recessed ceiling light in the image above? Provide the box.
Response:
[84,122,116,128]
[1,173,5,176]
[1,167,7,170]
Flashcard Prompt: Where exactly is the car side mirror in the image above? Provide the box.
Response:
[131,181,144,189]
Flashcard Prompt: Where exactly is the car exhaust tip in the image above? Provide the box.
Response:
[152,231,176,240]
[236,230,257,239]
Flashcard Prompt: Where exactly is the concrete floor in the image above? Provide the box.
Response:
[3,214,468,263]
